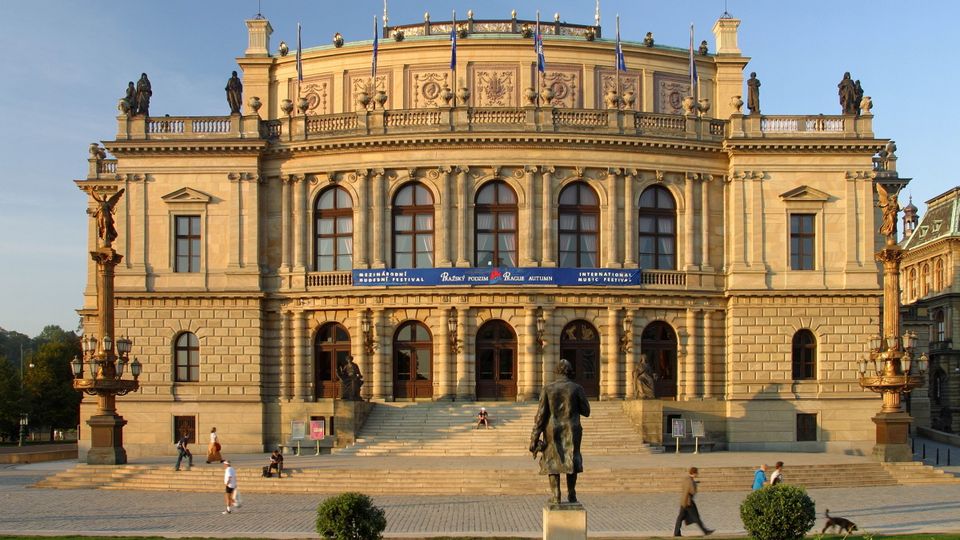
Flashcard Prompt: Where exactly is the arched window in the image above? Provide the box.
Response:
[314,187,353,271]
[922,264,931,297]
[475,181,518,267]
[638,186,677,270]
[791,330,816,380]
[909,268,917,300]
[174,332,199,382]
[935,258,945,292]
[392,183,434,268]
[558,182,599,268]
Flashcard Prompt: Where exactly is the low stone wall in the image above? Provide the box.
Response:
[0,445,78,464]
[918,426,960,446]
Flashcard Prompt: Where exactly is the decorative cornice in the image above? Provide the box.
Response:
[845,170,876,180]
[227,172,259,182]
[724,140,885,154]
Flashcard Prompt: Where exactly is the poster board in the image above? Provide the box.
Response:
[691,420,705,438]
[310,419,326,441]
[291,420,306,440]
[671,418,686,438]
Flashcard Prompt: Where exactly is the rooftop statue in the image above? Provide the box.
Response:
[135,73,152,117]
[838,72,857,115]
[529,358,591,504]
[89,189,125,248]
[226,71,243,115]
[121,82,136,115]
[746,72,761,114]
[854,80,864,117]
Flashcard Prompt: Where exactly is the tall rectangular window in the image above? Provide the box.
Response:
[790,214,815,270]
[175,216,201,273]
[796,413,817,442]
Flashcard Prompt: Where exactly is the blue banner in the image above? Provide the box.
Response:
[352,267,641,287]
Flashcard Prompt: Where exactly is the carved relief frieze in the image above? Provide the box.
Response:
[346,72,392,112]
[470,64,519,107]
[653,73,691,115]
[596,67,640,110]
[537,64,582,108]
[300,75,333,115]
[407,67,451,108]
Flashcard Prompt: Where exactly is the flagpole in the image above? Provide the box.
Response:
[372,14,377,91]
[452,10,457,104]
[296,22,302,102]
[536,11,541,108]
[616,15,621,110]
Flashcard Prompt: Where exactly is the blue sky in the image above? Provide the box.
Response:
[0,0,955,336]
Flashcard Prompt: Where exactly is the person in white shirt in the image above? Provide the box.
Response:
[222,460,237,514]
[769,461,784,485]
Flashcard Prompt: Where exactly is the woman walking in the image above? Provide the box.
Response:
[206,427,223,463]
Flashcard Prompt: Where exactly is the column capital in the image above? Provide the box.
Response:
[607,167,623,176]
[624,168,638,178]
[524,165,539,174]
[456,165,470,174]
[228,171,259,183]
[540,165,556,175]
[437,165,454,175]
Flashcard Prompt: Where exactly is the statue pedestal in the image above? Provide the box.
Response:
[543,502,587,540]
[86,413,128,465]
[872,411,913,462]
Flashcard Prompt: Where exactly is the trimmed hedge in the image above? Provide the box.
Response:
[740,484,816,540]
[316,492,387,540]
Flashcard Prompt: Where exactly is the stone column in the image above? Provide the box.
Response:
[541,167,556,267]
[522,166,538,266]
[624,170,637,268]
[605,168,622,268]
[293,310,307,401]
[750,173,764,268]
[227,173,243,269]
[603,306,619,399]
[540,307,557,386]
[683,307,698,399]
[623,309,637,398]
[437,166,454,266]
[293,174,307,272]
[371,169,386,268]
[700,175,713,270]
[243,174,260,268]
[280,310,292,401]
[519,306,539,400]
[372,308,389,400]
[438,307,454,399]
[456,166,471,267]
[684,173,696,270]
[457,308,477,401]
[354,170,370,268]
[703,309,716,399]
[280,176,293,273]
[726,174,746,270]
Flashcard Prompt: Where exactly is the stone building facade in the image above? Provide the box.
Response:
[76,13,896,458]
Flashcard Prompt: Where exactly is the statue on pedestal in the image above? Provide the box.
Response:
[226,71,243,115]
[135,73,152,117]
[89,189,126,248]
[876,183,900,242]
[338,355,364,401]
[746,72,761,114]
[121,82,136,115]
[529,359,591,504]
[838,72,857,115]
[633,353,656,399]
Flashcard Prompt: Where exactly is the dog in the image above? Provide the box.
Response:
[822,509,858,537]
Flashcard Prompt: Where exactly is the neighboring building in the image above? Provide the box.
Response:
[902,188,960,434]
[76,12,900,458]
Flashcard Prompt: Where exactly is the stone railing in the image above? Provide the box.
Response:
[306,272,353,288]
[469,108,527,125]
[98,159,118,174]
[553,109,608,128]
[384,109,444,128]
[635,113,686,134]
[640,270,687,287]
[117,114,263,141]
[307,113,359,134]
[728,113,873,139]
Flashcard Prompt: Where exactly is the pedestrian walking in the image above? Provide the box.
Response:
[751,463,767,490]
[674,467,713,537]
[174,433,193,471]
[222,460,237,514]
[206,427,223,463]
[770,461,784,485]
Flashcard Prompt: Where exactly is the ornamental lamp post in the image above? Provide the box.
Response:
[856,169,924,462]
[72,186,141,465]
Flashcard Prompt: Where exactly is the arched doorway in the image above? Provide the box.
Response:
[314,322,351,399]
[559,320,600,398]
[393,321,433,399]
[475,320,518,399]
[641,321,677,399]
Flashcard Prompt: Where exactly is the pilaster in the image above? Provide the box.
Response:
[603,307,618,399]
[700,174,714,271]
[280,176,292,273]
[372,308,389,400]
[624,169,637,268]
[354,170,370,268]
[371,169,386,268]
[280,310,292,401]
[522,166,539,266]
[519,306,539,400]
[684,173,697,270]
[455,306,472,399]
[455,166,471,267]
[293,310,307,402]
[541,166,556,267]
[605,168,622,268]
[436,166,454,266]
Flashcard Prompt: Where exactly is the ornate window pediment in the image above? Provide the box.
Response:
[162,187,212,204]
[779,185,830,202]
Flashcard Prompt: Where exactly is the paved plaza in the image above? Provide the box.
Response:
[1,441,959,538]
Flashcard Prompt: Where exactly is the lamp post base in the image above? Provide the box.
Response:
[86,413,129,465]
[871,411,913,462]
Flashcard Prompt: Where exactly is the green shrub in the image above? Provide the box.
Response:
[316,492,387,540]
[739,484,816,540]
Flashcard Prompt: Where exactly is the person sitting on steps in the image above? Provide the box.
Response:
[268,449,284,478]
[476,407,490,429]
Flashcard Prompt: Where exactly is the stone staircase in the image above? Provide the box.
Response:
[337,400,660,457]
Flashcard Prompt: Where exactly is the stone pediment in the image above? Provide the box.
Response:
[161,187,212,204]
[779,185,830,202]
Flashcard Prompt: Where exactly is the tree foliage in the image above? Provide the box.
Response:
[740,484,816,540]
[316,492,387,540]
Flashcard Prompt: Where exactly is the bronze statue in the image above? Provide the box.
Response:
[838,72,857,115]
[633,353,656,399]
[89,189,125,247]
[854,80,864,116]
[226,71,243,115]
[529,358,591,504]
[123,82,136,115]
[643,32,655,47]
[876,183,900,242]
[746,72,760,114]
[698,40,708,55]
[135,73,152,116]
[338,355,364,401]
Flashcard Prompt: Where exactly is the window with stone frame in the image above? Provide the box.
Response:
[558,181,600,268]
[796,413,817,442]
[934,309,946,342]
[791,329,816,380]
[909,267,918,301]
[935,258,945,292]
[174,215,201,272]
[474,180,518,267]
[789,214,815,271]
[314,186,353,271]
[174,332,200,382]
[173,415,196,444]
[392,182,434,268]
[637,185,677,270]
[921,263,931,297]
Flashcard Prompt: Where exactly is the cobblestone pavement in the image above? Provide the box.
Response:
[2,462,960,538]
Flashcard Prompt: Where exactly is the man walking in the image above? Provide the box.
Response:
[222,460,237,514]
[174,433,193,471]
[674,467,713,536]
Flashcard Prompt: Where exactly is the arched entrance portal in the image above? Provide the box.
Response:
[475,320,518,399]
[641,321,678,399]
[559,320,601,399]
[393,321,433,399]
[314,322,351,399]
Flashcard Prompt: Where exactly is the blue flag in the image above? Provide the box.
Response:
[372,16,379,78]
[450,12,457,70]
[535,15,546,73]
[615,18,626,72]
[296,22,303,82]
